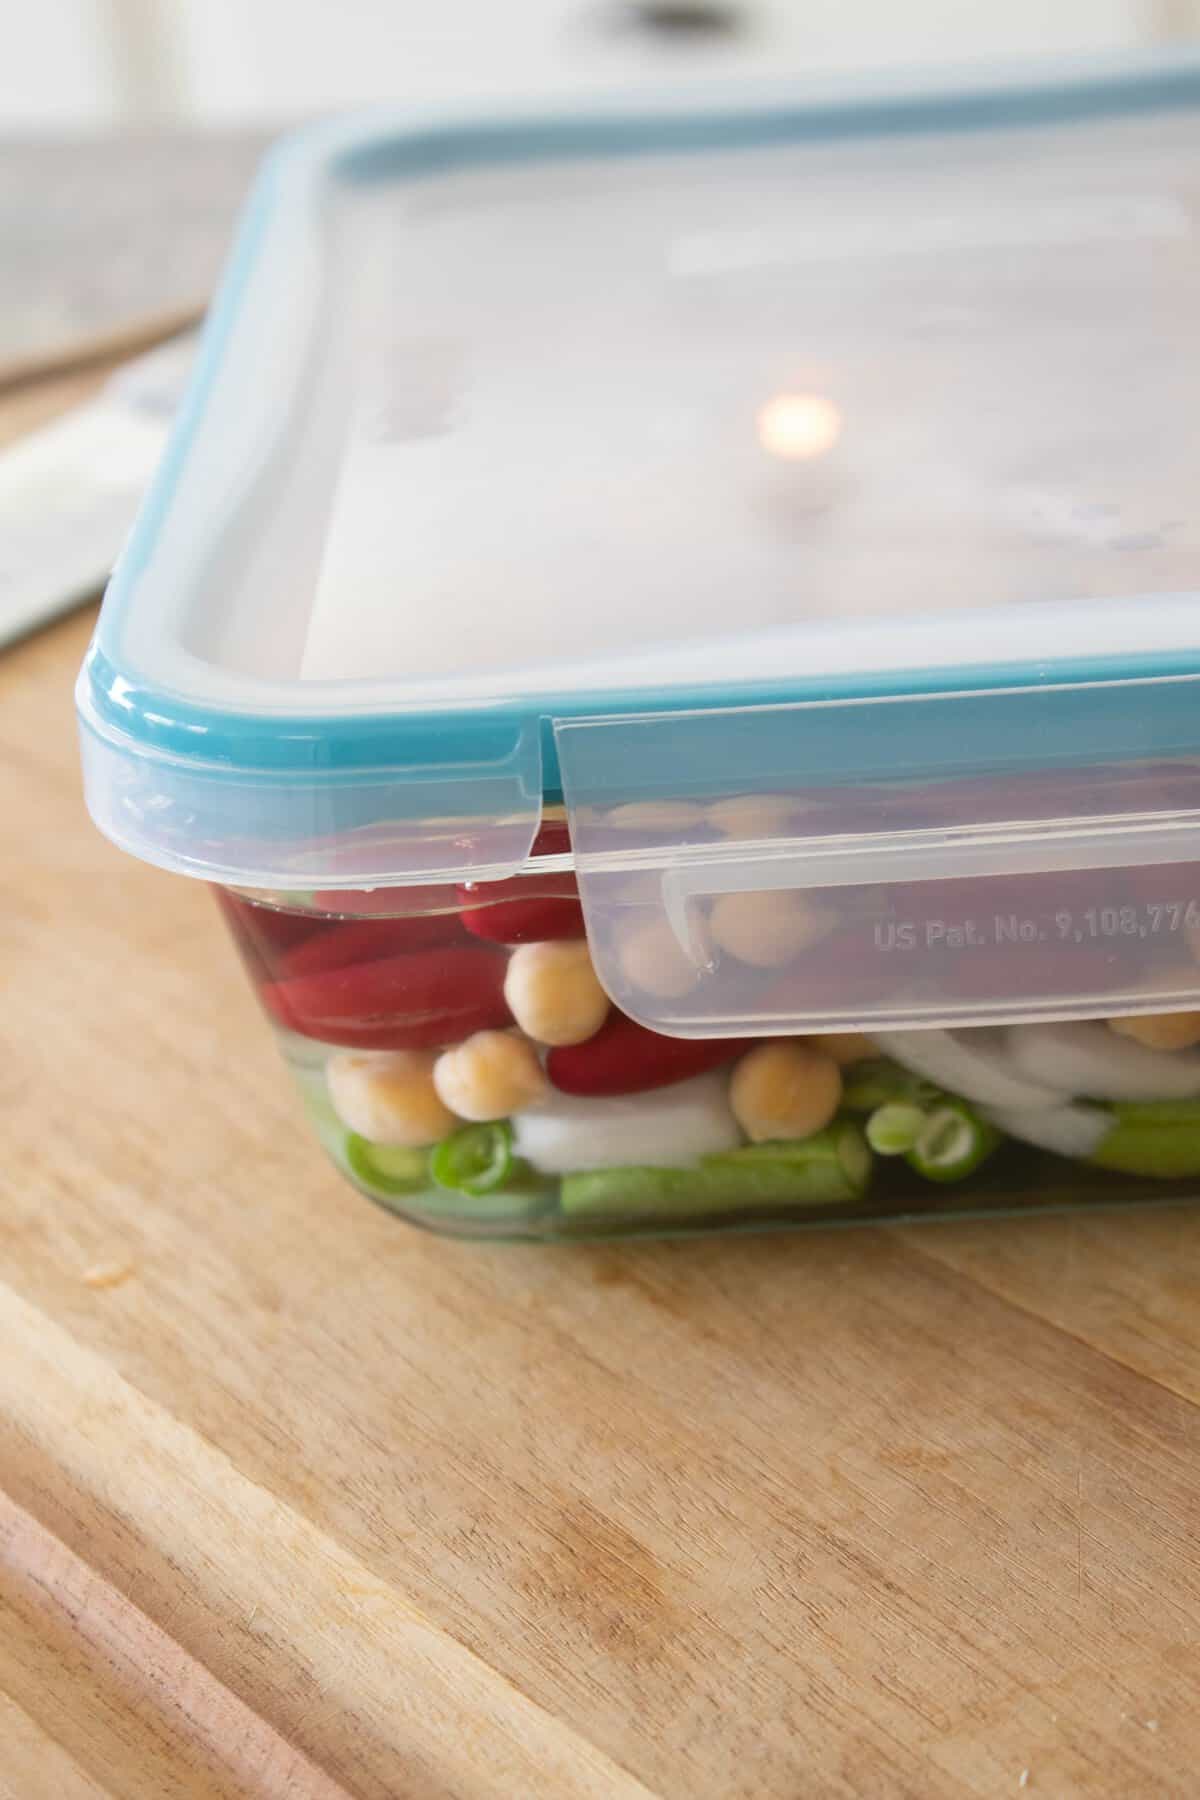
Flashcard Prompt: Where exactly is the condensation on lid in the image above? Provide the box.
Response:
[300,136,1200,686]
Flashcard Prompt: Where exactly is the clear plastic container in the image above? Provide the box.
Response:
[77,57,1200,1237]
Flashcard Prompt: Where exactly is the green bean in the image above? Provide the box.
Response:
[1090,1099,1200,1178]
[841,1059,940,1113]
[560,1122,872,1221]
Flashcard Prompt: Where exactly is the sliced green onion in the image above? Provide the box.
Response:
[414,1158,551,1224]
[344,1135,429,1197]
[430,1121,515,1197]
[905,1101,1000,1184]
[866,1102,927,1157]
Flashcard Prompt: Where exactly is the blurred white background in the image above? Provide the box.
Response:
[3,0,1200,130]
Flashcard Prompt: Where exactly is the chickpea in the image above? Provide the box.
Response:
[606,799,705,831]
[504,940,610,1046]
[433,1030,546,1121]
[1108,1012,1200,1052]
[326,1049,456,1147]
[810,1031,875,1067]
[708,794,797,840]
[730,1042,842,1143]
[617,916,703,999]
[710,889,834,968]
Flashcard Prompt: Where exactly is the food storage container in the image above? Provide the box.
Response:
[78,58,1200,1237]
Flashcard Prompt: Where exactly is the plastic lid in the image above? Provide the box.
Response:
[78,56,1200,1032]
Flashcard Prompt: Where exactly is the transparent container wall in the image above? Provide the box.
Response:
[558,682,1200,1037]
[217,823,1200,1242]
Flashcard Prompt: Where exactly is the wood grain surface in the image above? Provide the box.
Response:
[4,381,1200,1798]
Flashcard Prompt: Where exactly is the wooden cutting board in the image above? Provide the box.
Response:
[0,134,264,392]
[3,375,1200,1799]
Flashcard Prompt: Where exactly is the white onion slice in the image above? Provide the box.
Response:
[982,1101,1110,1160]
[874,1029,1065,1111]
[513,1070,741,1175]
[1004,1021,1200,1102]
